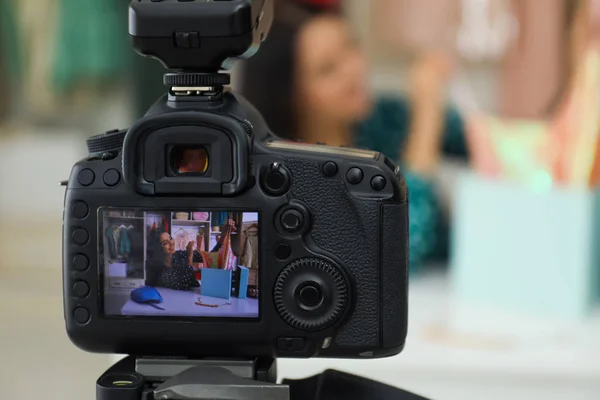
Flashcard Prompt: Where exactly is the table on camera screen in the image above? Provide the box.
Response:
[120,284,259,318]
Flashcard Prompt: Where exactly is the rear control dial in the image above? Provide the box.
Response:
[273,258,349,331]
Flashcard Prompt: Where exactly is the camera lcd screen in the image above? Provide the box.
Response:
[100,208,259,319]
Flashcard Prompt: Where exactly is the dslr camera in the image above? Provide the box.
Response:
[62,0,409,361]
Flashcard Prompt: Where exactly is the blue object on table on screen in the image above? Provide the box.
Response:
[201,269,232,300]
[130,286,164,310]
[237,266,249,299]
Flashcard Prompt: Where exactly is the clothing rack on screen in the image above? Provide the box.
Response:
[103,211,145,289]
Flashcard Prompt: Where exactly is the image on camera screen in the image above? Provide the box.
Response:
[100,208,259,318]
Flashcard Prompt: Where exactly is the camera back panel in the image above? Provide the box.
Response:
[63,103,408,359]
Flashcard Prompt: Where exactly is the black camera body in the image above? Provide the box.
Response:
[62,0,409,360]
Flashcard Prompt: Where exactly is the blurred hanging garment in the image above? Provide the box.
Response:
[372,0,461,54]
[217,226,235,271]
[174,229,192,251]
[6,0,131,120]
[52,0,131,93]
[552,0,600,188]
[12,0,61,118]
[498,0,566,119]
[241,226,259,271]
[0,1,19,121]
[461,0,600,190]
[456,0,519,62]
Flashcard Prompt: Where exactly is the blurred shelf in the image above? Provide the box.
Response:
[104,216,144,220]
[171,220,210,226]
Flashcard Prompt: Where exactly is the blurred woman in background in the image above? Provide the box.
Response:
[240,0,468,271]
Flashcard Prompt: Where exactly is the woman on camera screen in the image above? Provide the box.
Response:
[146,220,237,291]
[145,231,201,291]
[239,0,468,271]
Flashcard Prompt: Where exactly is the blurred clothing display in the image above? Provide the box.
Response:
[456,0,519,62]
[0,0,150,127]
[0,0,131,119]
[11,0,60,119]
[463,0,600,189]
[0,0,19,120]
[240,225,259,271]
[0,1,20,80]
[52,0,130,94]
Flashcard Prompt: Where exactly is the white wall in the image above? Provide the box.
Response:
[0,129,87,269]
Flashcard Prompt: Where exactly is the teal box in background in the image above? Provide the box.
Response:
[201,269,232,300]
[450,172,600,319]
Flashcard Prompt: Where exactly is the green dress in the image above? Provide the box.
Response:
[355,97,468,272]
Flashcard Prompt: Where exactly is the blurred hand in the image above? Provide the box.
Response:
[403,51,455,176]
[187,241,196,265]
[226,219,236,231]
[409,52,454,100]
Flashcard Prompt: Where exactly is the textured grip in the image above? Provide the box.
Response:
[286,159,380,348]
[381,203,409,348]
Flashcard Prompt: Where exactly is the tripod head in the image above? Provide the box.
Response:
[129,0,274,92]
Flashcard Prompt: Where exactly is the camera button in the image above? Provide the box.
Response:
[73,307,90,324]
[346,167,364,185]
[73,254,90,272]
[371,175,387,191]
[72,228,89,246]
[73,281,90,298]
[78,169,95,186]
[281,210,303,233]
[103,169,121,187]
[101,151,118,161]
[274,243,292,260]
[72,202,89,219]
[276,337,305,352]
[322,161,338,177]
[261,163,291,196]
[298,284,323,310]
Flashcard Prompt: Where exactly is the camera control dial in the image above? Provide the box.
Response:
[273,258,349,332]
[86,129,127,156]
[163,72,231,88]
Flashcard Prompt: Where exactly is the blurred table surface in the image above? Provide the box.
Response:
[96,268,598,400]
[278,269,600,400]
[0,267,113,400]
[3,264,598,400]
